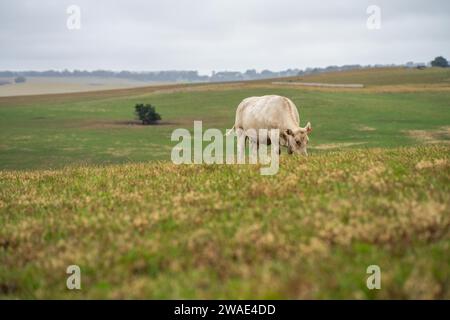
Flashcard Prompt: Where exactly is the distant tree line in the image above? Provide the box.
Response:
[1,57,446,84]
[0,66,380,83]
[0,70,209,82]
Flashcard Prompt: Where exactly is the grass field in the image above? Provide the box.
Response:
[1,67,449,170]
[1,146,449,299]
[0,67,449,299]
[284,67,450,86]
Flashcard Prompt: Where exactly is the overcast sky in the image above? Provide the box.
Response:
[1,0,449,75]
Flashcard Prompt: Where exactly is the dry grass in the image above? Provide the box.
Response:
[312,142,366,150]
[1,145,449,299]
[406,127,450,144]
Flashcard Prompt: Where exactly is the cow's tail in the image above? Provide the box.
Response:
[225,125,235,136]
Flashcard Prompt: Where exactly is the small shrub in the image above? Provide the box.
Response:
[14,76,26,83]
[135,103,161,125]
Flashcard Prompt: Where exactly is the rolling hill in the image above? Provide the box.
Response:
[0,67,449,299]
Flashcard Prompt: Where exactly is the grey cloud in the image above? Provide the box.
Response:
[0,0,449,73]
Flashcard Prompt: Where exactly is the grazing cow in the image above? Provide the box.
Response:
[227,95,312,157]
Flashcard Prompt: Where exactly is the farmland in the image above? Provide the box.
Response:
[0,76,159,97]
[0,67,449,299]
[0,67,449,170]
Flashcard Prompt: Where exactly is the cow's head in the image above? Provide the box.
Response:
[281,122,312,156]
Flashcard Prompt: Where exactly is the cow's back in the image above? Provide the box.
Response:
[235,95,299,130]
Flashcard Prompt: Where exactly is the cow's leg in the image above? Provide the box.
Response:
[236,128,246,164]
[249,138,258,164]
[245,129,258,164]
[257,131,270,165]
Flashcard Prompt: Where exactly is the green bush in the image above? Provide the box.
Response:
[134,103,161,125]
[431,56,448,68]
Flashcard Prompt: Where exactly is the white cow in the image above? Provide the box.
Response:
[227,95,312,157]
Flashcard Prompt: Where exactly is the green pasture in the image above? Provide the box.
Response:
[1,83,449,170]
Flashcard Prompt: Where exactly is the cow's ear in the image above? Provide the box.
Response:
[305,122,312,133]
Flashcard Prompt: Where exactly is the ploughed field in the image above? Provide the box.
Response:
[0,67,449,298]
